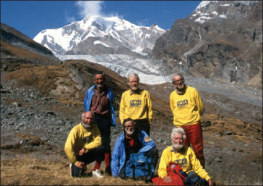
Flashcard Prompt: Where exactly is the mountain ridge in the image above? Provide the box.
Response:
[33,16,165,56]
[152,0,262,86]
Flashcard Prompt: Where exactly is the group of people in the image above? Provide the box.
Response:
[64,72,213,185]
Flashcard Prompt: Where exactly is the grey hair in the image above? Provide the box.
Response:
[128,73,140,82]
[172,74,184,84]
[171,127,186,141]
[81,111,95,120]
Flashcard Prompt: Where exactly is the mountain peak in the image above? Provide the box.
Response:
[34,16,165,56]
[191,0,260,24]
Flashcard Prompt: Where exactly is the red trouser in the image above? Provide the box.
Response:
[182,123,205,168]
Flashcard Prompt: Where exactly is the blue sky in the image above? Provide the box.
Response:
[1,1,201,39]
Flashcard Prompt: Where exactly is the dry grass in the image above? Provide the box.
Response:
[1,157,152,185]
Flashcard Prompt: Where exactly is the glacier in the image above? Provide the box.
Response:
[57,54,173,85]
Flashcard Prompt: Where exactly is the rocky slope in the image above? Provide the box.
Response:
[152,1,262,86]
[1,23,59,62]
[1,53,262,184]
[1,14,262,184]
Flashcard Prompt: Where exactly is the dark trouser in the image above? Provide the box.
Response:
[94,115,111,153]
[182,123,205,167]
[134,119,150,136]
[94,115,112,170]
[71,146,105,177]
[180,171,209,185]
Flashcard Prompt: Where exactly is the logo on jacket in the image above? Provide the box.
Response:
[174,158,187,167]
[82,135,93,144]
[130,100,141,107]
[177,99,188,108]
[144,136,152,142]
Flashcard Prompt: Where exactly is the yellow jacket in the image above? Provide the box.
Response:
[158,145,211,181]
[64,123,101,165]
[119,89,153,124]
[170,86,204,126]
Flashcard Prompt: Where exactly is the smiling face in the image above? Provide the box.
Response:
[82,112,94,129]
[171,133,184,150]
[94,74,105,89]
[173,75,185,94]
[129,76,139,91]
[124,120,135,136]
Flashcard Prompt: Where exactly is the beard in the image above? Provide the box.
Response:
[172,142,183,151]
[125,128,135,136]
[81,121,91,129]
[130,86,139,91]
[96,83,104,89]
[175,83,186,94]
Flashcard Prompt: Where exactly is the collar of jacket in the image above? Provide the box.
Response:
[129,88,142,95]
[171,145,185,153]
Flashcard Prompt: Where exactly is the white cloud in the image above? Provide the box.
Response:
[75,1,104,18]
[66,16,76,23]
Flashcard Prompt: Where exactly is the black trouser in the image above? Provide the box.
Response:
[71,146,105,177]
[94,115,111,153]
[134,119,150,136]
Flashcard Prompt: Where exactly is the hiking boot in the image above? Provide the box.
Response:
[105,166,112,176]
[92,169,103,178]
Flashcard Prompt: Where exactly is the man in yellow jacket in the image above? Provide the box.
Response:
[119,73,153,135]
[170,74,205,167]
[64,111,104,178]
[158,127,213,185]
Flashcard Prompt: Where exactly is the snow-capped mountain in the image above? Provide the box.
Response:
[34,16,165,56]
[190,0,259,24]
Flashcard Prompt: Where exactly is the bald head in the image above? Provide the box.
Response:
[81,111,94,129]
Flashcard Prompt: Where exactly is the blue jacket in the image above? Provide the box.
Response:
[84,85,116,127]
[111,129,156,178]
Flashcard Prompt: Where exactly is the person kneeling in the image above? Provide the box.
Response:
[157,127,213,185]
[64,111,105,178]
[111,118,158,180]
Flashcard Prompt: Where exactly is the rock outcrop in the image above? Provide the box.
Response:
[152,1,262,86]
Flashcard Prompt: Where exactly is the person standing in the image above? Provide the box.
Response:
[84,72,116,175]
[170,74,205,167]
[119,73,153,135]
[64,111,104,178]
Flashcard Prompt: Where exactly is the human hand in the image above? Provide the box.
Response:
[208,178,213,185]
[79,148,85,156]
[75,161,85,169]
[163,176,172,183]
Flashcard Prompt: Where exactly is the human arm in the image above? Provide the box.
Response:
[146,91,153,123]
[138,130,156,153]
[119,93,126,124]
[75,161,86,169]
[163,176,172,183]
[209,178,213,185]
[84,86,95,112]
[190,148,211,181]
[83,126,101,152]
[111,137,122,178]
[170,92,176,114]
[78,147,85,156]
[194,89,205,115]
[64,127,79,165]
[158,147,170,179]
